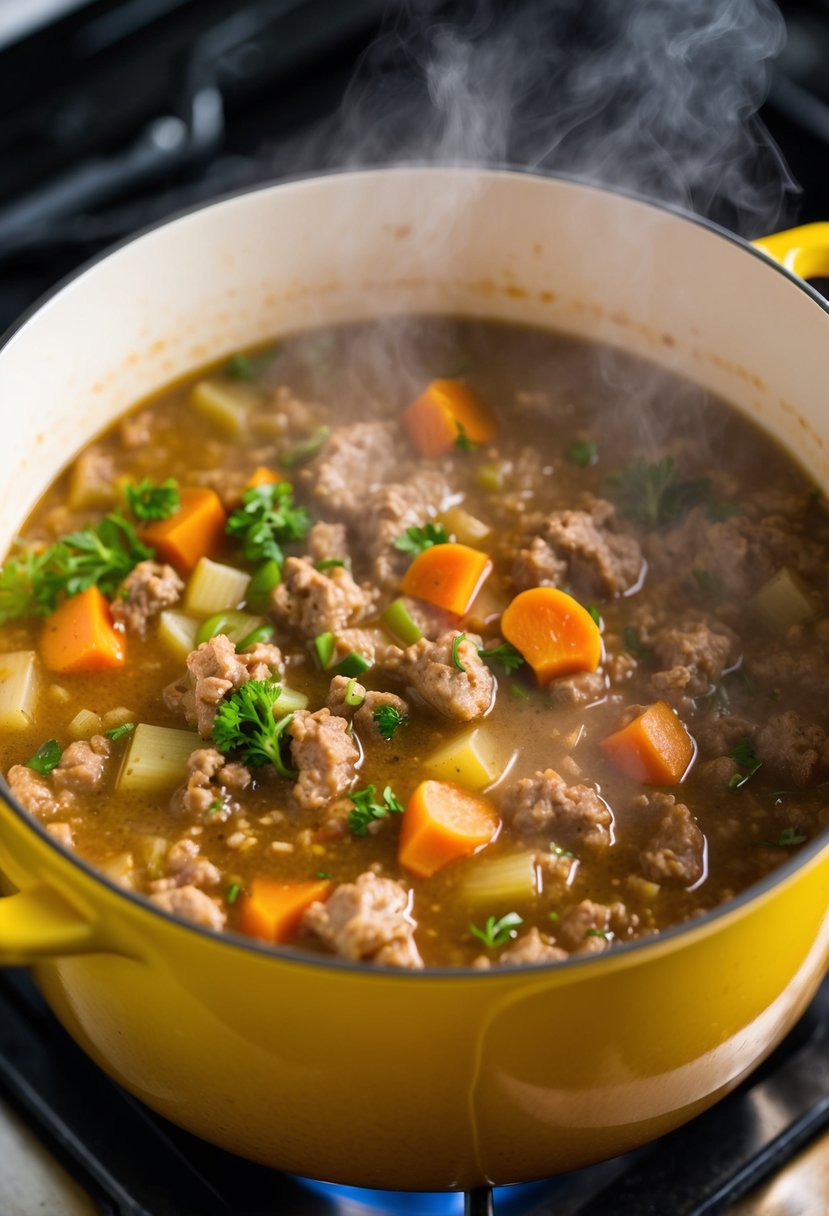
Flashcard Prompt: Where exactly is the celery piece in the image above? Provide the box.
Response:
[314,631,335,669]
[246,558,282,612]
[333,651,372,678]
[67,708,103,740]
[138,835,171,881]
[462,851,538,905]
[273,686,310,715]
[0,650,40,731]
[751,566,818,632]
[185,557,250,616]
[117,724,198,793]
[425,726,502,790]
[380,598,423,647]
[278,425,331,468]
[157,611,201,663]
[440,505,492,547]
[195,609,267,649]
[475,462,507,493]
[190,379,260,436]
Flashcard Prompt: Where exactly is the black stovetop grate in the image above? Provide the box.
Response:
[0,967,826,1216]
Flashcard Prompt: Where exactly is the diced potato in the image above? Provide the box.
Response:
[158,611,202,662]
[751,566,818,632]
[190,379,260,436]
[67,448,116,510]
[101,706,134,730]
[440,504,492,547]
[117,724,198,793]
[67,708,103,739]
[462,851,539,905]
[273,687,309,714]
[424,726,502,790]
[98,851,135,889]
[628,874,661,901]
[185,558,250,616]
[0,650,40,730]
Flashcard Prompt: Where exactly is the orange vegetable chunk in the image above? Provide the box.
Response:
[244,466,283,490]
[40,586,126,674]
[600,700,695,785]
[398,780,501,878]
[142,487,227,573]
[500,587,602,685]
[238,878,331,944]
[400,542,492,616]
[401,379,497,457]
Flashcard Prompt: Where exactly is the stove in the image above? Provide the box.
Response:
[0,2,827,1212]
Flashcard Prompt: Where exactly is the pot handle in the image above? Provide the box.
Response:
[752,222,829,280]
[0,884,112,964]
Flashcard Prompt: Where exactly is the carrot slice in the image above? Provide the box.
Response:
[398,780,501,878]
[237,878,331,944]
[401,542,492,616]
[244,466,283,490]
[40,586,126,674]
[142,488,227,573]
[500,587,602,685]
[401,380,497,457]
[600,701,695,785]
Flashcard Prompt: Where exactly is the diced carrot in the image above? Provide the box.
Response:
[398,780,501,878]
[40,586,126,674]
[400,542,492,616]
[500,587,602,685]
[600,701,695,785]
[237,878,331,944]
[401,380,497,457]
[244,466,283,490]
[142,488,227,573]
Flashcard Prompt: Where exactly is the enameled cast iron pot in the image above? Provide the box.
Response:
[0,168,827,1191]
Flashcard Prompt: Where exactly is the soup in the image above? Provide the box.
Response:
[1,317,826,968]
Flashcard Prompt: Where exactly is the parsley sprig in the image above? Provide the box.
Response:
[124,478,180,522]
[212,679,296,779]
[393,522,449,557]
[373,704,408,740]
[477,641,525,673]
[348,784,404,836]
[226,482,311,566]
[26,740,62,775]
[469,912,523,948]
[728,738,762,790]
[608,457,709,526]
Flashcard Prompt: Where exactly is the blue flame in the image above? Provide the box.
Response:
[295,1178,556,1214]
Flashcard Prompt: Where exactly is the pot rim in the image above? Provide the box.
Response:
[1,163,827,979]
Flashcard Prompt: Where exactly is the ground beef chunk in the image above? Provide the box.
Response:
[556,899,614,952]
[149,884,226,931]
[306,520,349,563]
[693,714,757,758]
[164,634,283,737]
[307,421,402,517]
[388,631,494,721]
[359,472,450,589]
[500,769,613,852]
[151,838,221,891]
[326,675,367,720]
[289,709,360,811]
[5,765,75,818]
[272,557,374,638]
[354,690,410,743]
[512,498,643,598]
[171,747,252,818]
[756,711,829,788]
[498,928,568,966]
[301,871,423,968]
[650,619,738,707]
[548,669,608,707]
[637,793,706,886]
[52,735,111,792]
[120,410,152,448]
[111,560,184,637]
[330,628,399,667]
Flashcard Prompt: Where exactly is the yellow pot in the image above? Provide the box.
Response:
[0,169,827,1191]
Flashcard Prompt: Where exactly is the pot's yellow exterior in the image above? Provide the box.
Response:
[0,169,827,1189]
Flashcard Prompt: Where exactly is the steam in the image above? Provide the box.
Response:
[279,0,797,235]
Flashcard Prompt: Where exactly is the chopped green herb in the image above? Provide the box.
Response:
[212,679,296,779]
[348,784,404,836]
[469,912,523,949]
[586,928,609,939]
[455,421,477,452]
[225,353,255,381]
[706,501,742,522]
[393,522,450,557]
[344,678,365,708]
[622,626,652,660]
[315,870,330,880]
[104,722,135,742]
[566,439,598,467]
[124,478,180,522]
[26,739,62,776]
[547,911,559,922]
[278,425,331,468]
[452,632,467,671]
[776,827,807,846]
[206,799,224,817]
[332,651,372,679]
[692,567,722,596]
[608,457,709,526]
[477,641,525,673]
[509,683,530,699]
[373,704,409,740]
[226,481,311,566]
[315,559,347,571]
[314,632,335,670]
[550,844,575,858]
[226,882,242,904]
[728,738,762,790]
[585,603,602,627]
